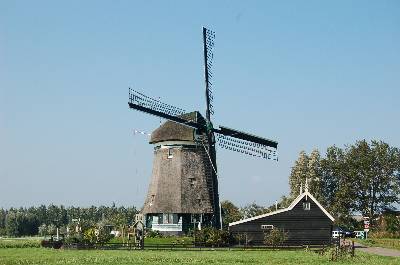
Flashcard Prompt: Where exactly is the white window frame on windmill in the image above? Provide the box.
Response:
[167,148,173,159]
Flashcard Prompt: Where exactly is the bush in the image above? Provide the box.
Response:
[264,228,288,247]
[40,239,63,249]
[64,234,83,244]
[65,221,113,246]
[145,229,163,238]
[194,227,233,247]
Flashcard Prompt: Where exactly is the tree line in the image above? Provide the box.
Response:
[1,139,398,236]
[222,140,400,228]
[287,139,400,224]
[0,204,138,237]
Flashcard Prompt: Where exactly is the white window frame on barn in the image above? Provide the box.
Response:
[303,202,310,210]
[261,224,274,230]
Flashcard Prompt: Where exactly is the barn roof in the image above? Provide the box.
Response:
[149,111,206,144]
[229,191,335,226]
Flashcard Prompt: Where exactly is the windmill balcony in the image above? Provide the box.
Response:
[151,223,183,232]
[151,216,183,234]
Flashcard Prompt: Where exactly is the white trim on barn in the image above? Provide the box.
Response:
[229,191,335,227]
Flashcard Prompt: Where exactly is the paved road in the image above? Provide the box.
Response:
[354,241,400,257]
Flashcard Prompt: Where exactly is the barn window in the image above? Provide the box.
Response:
[261,224,274,230]
[167,148,173,158]
[303,202,310,210]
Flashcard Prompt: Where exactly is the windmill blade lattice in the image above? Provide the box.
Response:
[216,134,278,161]
[203,27,216,116]
[129,88,186,117]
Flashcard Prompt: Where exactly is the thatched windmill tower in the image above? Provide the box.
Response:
[128,28,278,234]
[142,112,216,234]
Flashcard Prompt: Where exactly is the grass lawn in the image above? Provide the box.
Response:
[354,238,400,251]
[0,247,399,265]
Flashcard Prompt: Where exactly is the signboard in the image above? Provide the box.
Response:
[364,224,370,229]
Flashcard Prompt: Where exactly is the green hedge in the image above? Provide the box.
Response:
[0,239,41,248]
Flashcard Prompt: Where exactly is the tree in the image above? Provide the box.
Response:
[288,140,400,227]
[0,209,6,235]
[307,149,323,201]
[5,210,20,237]
[221,200,241,229]
[269,195,292,211]
[347,140,400,219]
[320,146,355,222]
[289,151,309,198]
[240,202,269,219]
[38,224,47,236]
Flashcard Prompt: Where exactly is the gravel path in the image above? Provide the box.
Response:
[354,241,400,257]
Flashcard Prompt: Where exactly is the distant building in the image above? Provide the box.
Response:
[229,189,334,246]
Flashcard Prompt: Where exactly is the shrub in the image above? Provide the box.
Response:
[368,213,400,239]
[194,227,232,247]
[145,229,163,238]
[264,228,288,247]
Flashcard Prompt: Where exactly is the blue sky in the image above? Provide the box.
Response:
[1,1,399,208]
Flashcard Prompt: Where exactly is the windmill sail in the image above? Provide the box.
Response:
[203,27,216,120]
[216,134,278,161]
[128,88,203,130]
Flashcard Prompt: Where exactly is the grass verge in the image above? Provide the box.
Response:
[0,247,399,265]
[354,238,400,251]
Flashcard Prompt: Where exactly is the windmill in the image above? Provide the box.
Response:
[128,27,278,232]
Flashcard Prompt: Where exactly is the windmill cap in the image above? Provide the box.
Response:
[149,111,206,144]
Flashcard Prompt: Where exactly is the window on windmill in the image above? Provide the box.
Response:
[167,148,173,158]
[189,178,197,187]
[303,202,311,210]
[153,215,161,225]
[163,213,178,224]
[261,225,274,230]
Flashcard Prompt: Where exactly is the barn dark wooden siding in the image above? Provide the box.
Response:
[229,197,333,246]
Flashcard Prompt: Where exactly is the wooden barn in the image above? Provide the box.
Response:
[229,189,334,246]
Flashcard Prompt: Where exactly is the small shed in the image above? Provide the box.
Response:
[229,190,334,246]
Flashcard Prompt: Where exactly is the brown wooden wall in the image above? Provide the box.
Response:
[229,197,333,246]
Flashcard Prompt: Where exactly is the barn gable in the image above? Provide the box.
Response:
[230,191,334,226]
[229,191,334,246]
